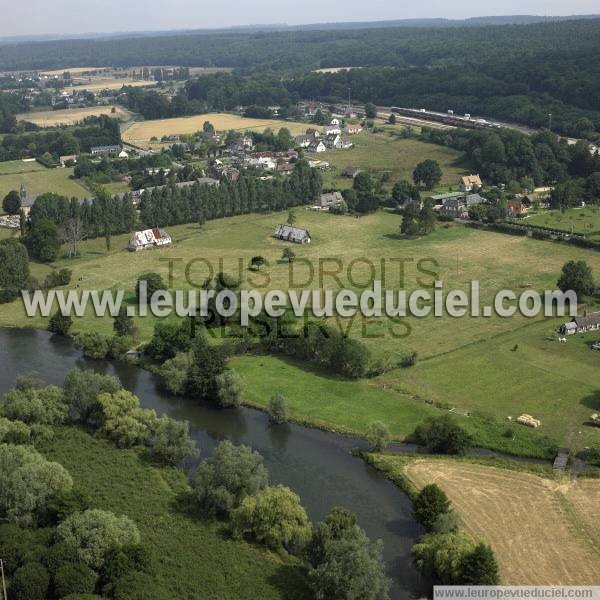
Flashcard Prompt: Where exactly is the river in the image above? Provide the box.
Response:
[0,328,430,599]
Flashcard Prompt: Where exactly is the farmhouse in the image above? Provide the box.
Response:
[560,312,600,335]
[59,154,77,166]
[507,200,528,217]
[438,193,485,219]
[294,135,313,148]
[459,174,482,192]
[128,228,172,252]
[325,133,342,149]
[276,163,295,175]
[273,224,311,244]
[319,191,344,209]
[90,145,122,156]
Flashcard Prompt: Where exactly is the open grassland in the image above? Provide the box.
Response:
[123,113,309,149]
[0,165,90,199]
[1,211,598,452]
[319,133,468,191]
[17,105,134,127]
[393,457,600,585]
[0,159,47,174]
[526,206,600,241]
[41,426,307,600]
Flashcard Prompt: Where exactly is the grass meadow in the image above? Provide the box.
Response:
[526,206,600,241]
[41,426,307,600]
[0,163,90,200]
[318,132,468,192]
[1,210,598,452]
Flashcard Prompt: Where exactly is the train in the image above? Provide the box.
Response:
[390,107,501,130]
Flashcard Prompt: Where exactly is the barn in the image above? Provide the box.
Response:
[128,228,172,251]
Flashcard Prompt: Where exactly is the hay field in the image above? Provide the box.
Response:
[123,113,308,148]
[70,78,156,92]
[17,106,134,127]
[403,459,600,585]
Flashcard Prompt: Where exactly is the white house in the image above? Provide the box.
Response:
[325,125,341,136]
[128,228,172,252]
[307,140,327,153]
[325,134,342,149]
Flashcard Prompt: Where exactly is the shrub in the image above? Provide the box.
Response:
[460,542,499,584]
[56,509,141,569]
[0,385,67,425]
[113,306,136,337]
[215,370,245,408]
[148,415,197,465]
[135,272,165,303]
[186,337,226,399]
[99,544,152,590]
[146,321,191,361]
[413,484,451,530]
[193,440,267,517]
[267,392,289,424]
[0,443,73,525]
[75,331,111,359]
[413,531,475,584]
[48,310,73,335]
[412,415,473,455]
[11,562,50,600]
[108,335,133,360]
[366,421,390,452]
[431,510,460,534]
[232,484,311,550]
[0,417,31,444]
[158,352,191,395]
[63,369,121,424]
[45,268,72,288]
[54,562,97,597]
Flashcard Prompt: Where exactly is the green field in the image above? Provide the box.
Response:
[0,164,90,199]
[1,210,598,453]
[526,206,600,240]
[40,426,307,600]
[318,132,468,191]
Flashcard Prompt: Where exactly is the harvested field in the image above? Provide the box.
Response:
[70,78,156,92]
[123,113,308,148]
[17,105,133,127]
[403,459,600,585]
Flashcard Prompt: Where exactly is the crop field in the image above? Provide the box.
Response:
[526,207,600,241]
[397,458,600,585]
[0,164,90,199]
[122,113,309,148]
[17,105,134,127]
[41,426,307,600]
[0,210,598,451]
[319,133,468,192]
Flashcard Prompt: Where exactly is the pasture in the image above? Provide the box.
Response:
[0,159,46,174]
[0,210,598,451]
[0,165,90,200]
[319,133,467,191]
[393,457,600,585]
[17,105,134,127]
[122,113,309,149]
[42,426,307,600]
[526,206,600,241]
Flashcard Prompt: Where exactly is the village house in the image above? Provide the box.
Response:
[306,128,320,138]
[325,120,342,136]
[345,124,363,135]
[90,145,122,156]
[307,140,327,153]
[59,154,77,167]
[559,312,600,335]
[318,191,344,209]
[438,193,485,219]
[325,133,342,149]
[128,228,172,252]
[273,224,311,244]
[340,138,353,149]
[507,200,528,217]
[294,134,313,148]
[276,163,296,175]
[459,174,483,192]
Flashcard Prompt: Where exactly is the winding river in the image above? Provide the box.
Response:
[0,328,429,599]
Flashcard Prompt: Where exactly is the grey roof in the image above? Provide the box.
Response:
[572,312,600,328]
[274,224,311,242]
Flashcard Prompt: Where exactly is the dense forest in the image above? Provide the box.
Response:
[2,19,600,136]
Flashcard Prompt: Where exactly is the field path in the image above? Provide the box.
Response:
[405,460,600,585]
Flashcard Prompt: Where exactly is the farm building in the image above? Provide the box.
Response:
[560,312,600,335]
[507,200,528,217]
[274,224,311,244]
[345,124,363,135]
[319,191,344,209]
[307,140,327,153]
[128,228,172,252]
[459,174,482,192]
[342,166,363,178]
